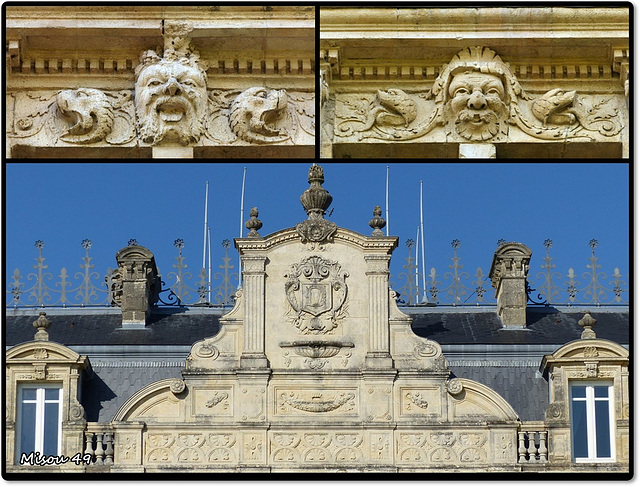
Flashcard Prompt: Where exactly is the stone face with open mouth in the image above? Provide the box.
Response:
[135,60,207,145]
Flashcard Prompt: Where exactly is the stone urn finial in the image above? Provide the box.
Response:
[579,311,597,339]
[245,207,263,238]
[369,205,386,236]
[300,163,333,217]
[33,311,51,341]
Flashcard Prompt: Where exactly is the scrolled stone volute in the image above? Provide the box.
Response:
[114,245,160,328]
[489,242,532,328]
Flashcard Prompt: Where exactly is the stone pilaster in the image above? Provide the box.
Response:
[364,254,393,368]
[240,255,269,369]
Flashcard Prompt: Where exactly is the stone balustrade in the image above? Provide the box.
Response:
[517,424,548,464]
[84,423,114,466]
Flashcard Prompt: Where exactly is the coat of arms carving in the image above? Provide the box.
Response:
[284,256,349,334]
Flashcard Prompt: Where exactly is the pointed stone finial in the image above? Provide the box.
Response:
[579,311,597,339]
[33,311,51,341]
[369,205,386,236]
[245,207,263,238]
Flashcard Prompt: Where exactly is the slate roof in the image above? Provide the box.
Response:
[82,365,184,423]
[410,307,629,345]
[5,310,221,347]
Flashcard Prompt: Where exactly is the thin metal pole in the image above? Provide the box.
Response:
[385,165,390,236]
[207,225,212,303]
[415,225,420,304]
[238,167,247,288]
[202,181,209,270]
[420,180,427,302]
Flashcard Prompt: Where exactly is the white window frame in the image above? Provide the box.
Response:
[570,381,616,463]
[16,383,63,464]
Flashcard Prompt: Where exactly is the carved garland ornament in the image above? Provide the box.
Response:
[336,46,622,143]
[280,392,356,413]
[284,256,349,334]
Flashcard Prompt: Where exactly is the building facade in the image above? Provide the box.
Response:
[4,164,630,476]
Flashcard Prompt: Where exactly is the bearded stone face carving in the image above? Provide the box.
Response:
[135,51,208,145]
[447,70,507,141]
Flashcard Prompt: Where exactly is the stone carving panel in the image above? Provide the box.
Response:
[400,387,441,416]
[284,256,349,335]
[192,387,233,417]
[270,431,365,465]
[145,431,239,465]
[276,388,358,416]
[396,431,490,466]
[7,90,136,146]
[335,46,623,143]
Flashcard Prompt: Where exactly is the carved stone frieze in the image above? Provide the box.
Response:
[334,46,623,144]
[146,431,239,465]
[271,431,366,464]
[397,431,489,465]
[284,256,349,335]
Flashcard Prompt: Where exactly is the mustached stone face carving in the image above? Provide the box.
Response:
[135,53,208,145]
[447,70,507,141]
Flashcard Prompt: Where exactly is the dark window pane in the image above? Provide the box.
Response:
[22,389,37,401]
[43,403,59,456]
[571,400,588,458]
[595,401,611,458]
[594,386,609,398]
[44,389,59,401]
[20,403,36,456]
[572,385,587,399]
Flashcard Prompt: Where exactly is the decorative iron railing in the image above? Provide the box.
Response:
[6,238,627,308]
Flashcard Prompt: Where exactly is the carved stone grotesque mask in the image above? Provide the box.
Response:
[135,53,207,145]
[447,70,507,141]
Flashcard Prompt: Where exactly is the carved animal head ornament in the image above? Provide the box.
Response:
[56,88,114,144]
[229,87,290,143]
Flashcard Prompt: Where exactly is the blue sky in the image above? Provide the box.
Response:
[5,162,629,305]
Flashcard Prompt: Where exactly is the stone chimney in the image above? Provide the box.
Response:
[114,245,160,328]
[489,242,532,328]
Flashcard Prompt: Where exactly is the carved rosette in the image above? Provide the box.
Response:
[446,379,464,396]
[284,255,349,335]
[170,379,187,395]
